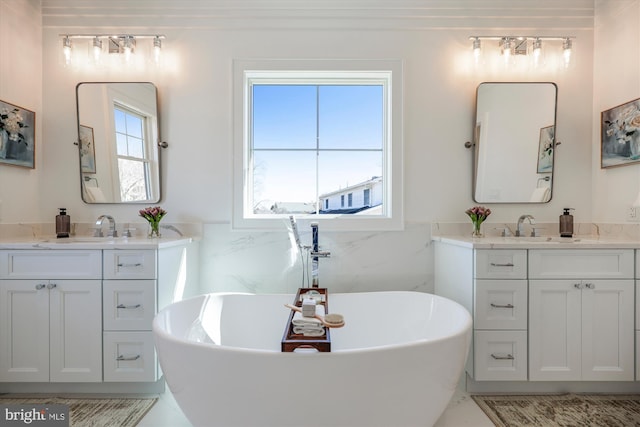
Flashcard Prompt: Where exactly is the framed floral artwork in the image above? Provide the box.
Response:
[601,97,640,168]
[79,125,96,173]
[0,99,35,169]
[536,125,554,173]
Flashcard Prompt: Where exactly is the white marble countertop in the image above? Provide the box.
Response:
[0,235,196,250]
[432,235,640,249]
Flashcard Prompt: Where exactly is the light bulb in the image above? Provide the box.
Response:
[532,38,542,68]
[472,37,481,66]
[501,38,512,66]
[123,36,133,63]
[62,36,72,65]
[153,36,162,64]
[562,38,572,68]
[92,37,102,63]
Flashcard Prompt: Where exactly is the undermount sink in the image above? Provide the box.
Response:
[504,236,600,244]
[39,236,120,243]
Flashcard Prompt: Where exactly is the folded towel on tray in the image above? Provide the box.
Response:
[292,308,325,337]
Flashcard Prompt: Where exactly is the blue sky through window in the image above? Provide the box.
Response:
[252,84,384,211]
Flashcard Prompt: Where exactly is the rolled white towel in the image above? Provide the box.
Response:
[530,186,550,202]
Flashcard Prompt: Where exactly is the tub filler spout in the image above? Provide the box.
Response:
[310,222,330,288]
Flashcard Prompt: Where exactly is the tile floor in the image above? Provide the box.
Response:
[137,383,495,427]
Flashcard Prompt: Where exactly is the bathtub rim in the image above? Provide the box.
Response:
[153,290,472,356]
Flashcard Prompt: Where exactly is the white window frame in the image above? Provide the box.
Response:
[232,59,403,231]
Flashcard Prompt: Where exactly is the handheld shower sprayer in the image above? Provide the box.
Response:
[289,215,303,250]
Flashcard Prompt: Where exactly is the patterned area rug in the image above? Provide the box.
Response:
[472,394,640,427]
[0,396,157,427]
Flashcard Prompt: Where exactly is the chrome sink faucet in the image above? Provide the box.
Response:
[94,215,117,237]
[515,214,535,237]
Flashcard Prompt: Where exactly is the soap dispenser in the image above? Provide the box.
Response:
[559,208,574,238]
[56,208,70,238]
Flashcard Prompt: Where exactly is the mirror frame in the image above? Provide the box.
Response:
[76,81,162,204]
[472,82,558,204]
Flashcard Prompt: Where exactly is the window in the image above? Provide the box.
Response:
[114,105,152,201]
[364,188,370,206]
[233,60,403,231]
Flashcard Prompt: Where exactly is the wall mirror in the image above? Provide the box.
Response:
[472,82,557,203]
[76,82,161,204]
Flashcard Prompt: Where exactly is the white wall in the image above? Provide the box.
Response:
[593,0,640,223]
[3,0,600,294]
[0,0,41,222]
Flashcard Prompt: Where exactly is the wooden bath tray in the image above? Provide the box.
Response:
[281,288,331,352]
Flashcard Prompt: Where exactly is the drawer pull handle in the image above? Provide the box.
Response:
[35,284,46,290]
[491,353,514,360]
[490,303,514,309]
[117,263,142,267]
[490,262,514,267]
[117,304,142,309]
[116,354,141,361]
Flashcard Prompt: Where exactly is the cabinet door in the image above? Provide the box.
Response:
[0,280,50,382]
[581,279,634,381]
[49,280,102,382]
[529,280,581,381]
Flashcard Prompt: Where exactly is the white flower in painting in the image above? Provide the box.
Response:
[0,107,28,144]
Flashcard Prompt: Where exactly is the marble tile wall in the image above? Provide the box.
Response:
[198,221,433,295]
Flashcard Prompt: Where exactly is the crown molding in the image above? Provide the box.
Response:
[42,0,595,30]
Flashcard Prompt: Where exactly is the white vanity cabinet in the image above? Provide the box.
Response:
[528,250,634,381]
[473,250,528,381]
[434,243,528,381]
[0,250,102,382]
[102,250,158,382]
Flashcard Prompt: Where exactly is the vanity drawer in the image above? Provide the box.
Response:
[103,331,158,382]
[474,250,527,279]
[0,250,102,279]
[474,280,527,330]
[529,249,634,279]
[103,250,156,280]
[474,330,527,381]
[103,280,156,331]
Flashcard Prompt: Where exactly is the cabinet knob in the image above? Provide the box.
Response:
[574,283,583,289]
[585,283,595,289]
[35,284,46,290]
[47,283,57,290]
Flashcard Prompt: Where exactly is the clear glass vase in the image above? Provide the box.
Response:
[471,221,483,238]
[148,221,161,238]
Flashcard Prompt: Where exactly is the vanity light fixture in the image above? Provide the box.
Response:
[470,36,575,70]
[60,34,165,67]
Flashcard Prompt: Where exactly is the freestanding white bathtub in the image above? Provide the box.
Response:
[153,291,471,427]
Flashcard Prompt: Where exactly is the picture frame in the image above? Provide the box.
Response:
[79,125,96,173]
[601,97,640,168]
[0,99,35,169]
[536,125,555,173]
